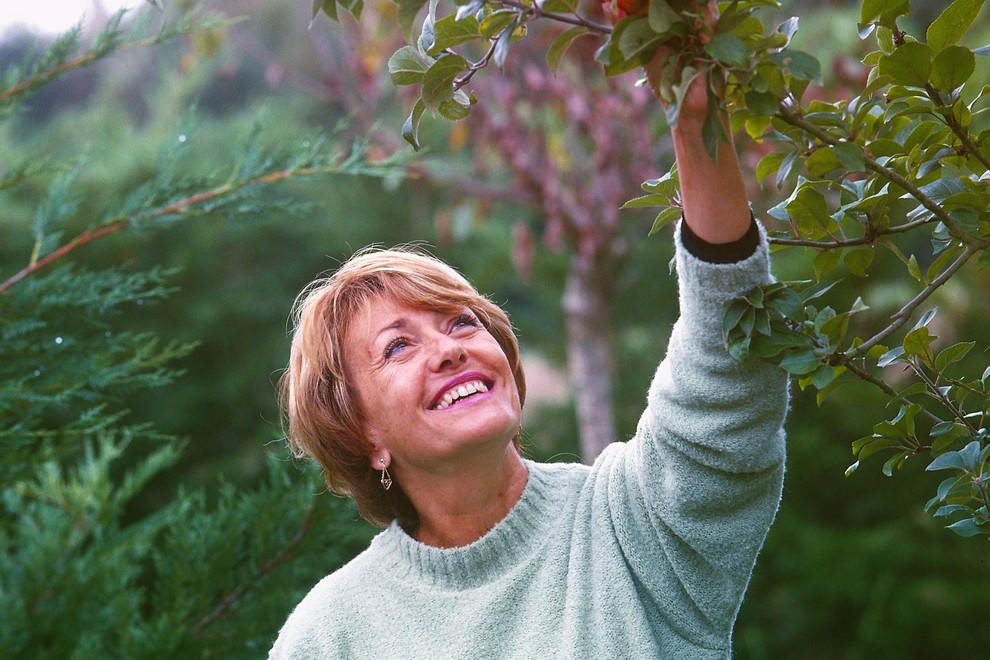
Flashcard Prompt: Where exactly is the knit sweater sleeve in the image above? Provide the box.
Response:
[605,219,788,648]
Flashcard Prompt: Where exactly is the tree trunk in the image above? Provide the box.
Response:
[562,254,617,461]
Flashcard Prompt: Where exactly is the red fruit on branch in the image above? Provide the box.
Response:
[602,0,649,23]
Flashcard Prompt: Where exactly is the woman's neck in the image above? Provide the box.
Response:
[404,446,529,548]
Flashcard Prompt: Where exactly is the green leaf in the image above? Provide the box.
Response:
[907,254,923,282]
[861,0,910,26]
[756,61,787,97]
[844,247,874,277]
[937,475,964,500]
[765,285,803,318]
[931,45,976,91]
[882,451,909,476]
[397,0,430,40]
[833,142,865,171]
[705,33,749,67]
[338,0,364,19]
[912,307,938,331]
[618,17,665,62]
[934,504,971,517]
[437,91,472,120]
[810,363,837,389]
[927,0,986,52]
[779,348,822,375]
[723,298,750,339]
[946,518,985,537]
[402,98,427,150]
[935,341,976,371]
[958,440,983,471]
[856,437,898,460]
[756,151,787,185]
[903,326,935,362]
[492,20,518,72]
[641,168,678,196]
[879,42,933,87]
[388,46,432,86]
[775,152,797,189]
[313,0,338,21]
[421,54,469,110]
[547,27,590,73]
[479,10,517,39]
[744,90,779,116]
[769,49,820,81]
[649,206,682,236]
[702,89,727,159]
[813,249,842,281]
[621,193,667,209]
[751,328,812,359]
[648,0,683,34]
[806,147,842,176]
[877,345,906,367]
[428,14,481,56]
[786,186,834,238]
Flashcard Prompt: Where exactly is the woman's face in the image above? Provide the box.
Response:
[343,295,522,474]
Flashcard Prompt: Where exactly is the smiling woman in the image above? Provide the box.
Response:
[280,248,527,534]
[271,5,789,656]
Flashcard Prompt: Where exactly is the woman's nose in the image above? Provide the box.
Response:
[429,333,466,371]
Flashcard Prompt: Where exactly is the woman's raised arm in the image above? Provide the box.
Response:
[644,0,751,246]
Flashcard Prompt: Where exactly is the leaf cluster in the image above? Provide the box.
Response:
[697,0,990,543]
[315,0,820,153]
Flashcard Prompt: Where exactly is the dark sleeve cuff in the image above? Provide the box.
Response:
[680,213,760,264]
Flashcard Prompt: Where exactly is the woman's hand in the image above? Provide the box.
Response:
[641,1,751,245]
[642,0,719,128]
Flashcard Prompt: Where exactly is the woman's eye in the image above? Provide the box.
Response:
[453,313,478,329]
[383,337,409,360]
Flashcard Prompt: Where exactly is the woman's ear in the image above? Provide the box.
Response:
[369,449,390,470]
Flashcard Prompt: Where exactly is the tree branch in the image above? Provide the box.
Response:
[836,357,942,425]
[769,214,938,248]
[909,361,979,435]
[776,104,981,247]
[0,163,391,294]
[925,84,990,174]
[845,244,978,358]
[493,0,613,33]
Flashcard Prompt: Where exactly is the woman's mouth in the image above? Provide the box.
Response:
[431,379,491,410]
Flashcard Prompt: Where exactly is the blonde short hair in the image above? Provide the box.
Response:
[280,247,526,528]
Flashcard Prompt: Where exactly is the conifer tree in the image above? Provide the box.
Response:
[0,5,401,656]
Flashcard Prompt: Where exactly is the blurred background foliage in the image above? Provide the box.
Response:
[0,0,988,656]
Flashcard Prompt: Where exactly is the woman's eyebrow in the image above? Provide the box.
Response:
[374,318,408,341]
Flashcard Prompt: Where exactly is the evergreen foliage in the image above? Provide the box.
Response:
[0,5,393,656]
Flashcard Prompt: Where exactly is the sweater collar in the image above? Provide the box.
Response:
[371,459,561,589]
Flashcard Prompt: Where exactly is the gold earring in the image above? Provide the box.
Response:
[379,458,392,491]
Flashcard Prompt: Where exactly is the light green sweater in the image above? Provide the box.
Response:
[270,226,788,658]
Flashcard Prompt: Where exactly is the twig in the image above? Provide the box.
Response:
[0,163,387,294]
[455,40,499,90]
[837,357,942,425]
[776,104,980,247]
[925,84,990,174]
[769,215,938,248]
[845,244,978,358]
[908,361,979,435]
[494,0,613,34]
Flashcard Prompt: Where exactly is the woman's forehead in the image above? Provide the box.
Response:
[347,294,467,337]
